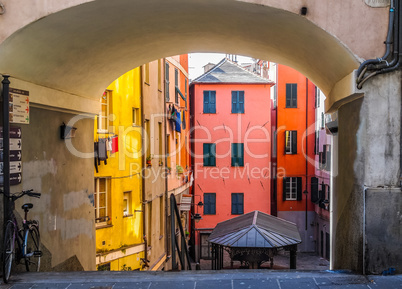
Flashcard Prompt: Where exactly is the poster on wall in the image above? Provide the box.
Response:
[9,88,29,124]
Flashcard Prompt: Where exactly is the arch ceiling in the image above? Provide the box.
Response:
[0,0,359,100]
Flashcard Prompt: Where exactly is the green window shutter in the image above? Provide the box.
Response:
[239,91,244,113]
[165,62,170,101]
[286,84,291,107]
[296,177,303,201]
[283,178,288,201]
[311,177,319,203]
[292,131,297,154]
[210,91,216,113]
[203,91,209,113]
[239,143,244,166]
[211,144,216,166]
[203,143,209,166]
[231,91,237,113]
[231,194,237,214]
[291,84,297,107]
[238,193,244,214]
[231,144,236,166]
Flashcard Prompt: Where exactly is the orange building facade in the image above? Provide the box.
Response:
[274,64,317,252]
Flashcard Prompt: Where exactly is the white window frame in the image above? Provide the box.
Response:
[123,191,132,217]
[98,90,112,133]
[285,130,294,154]
[95,177,110,227]
[285,177,298,200]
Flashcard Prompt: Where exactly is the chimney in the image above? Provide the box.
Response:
[203,63,215,73]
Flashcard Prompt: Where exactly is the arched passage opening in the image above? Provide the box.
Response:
[0,0,400,275]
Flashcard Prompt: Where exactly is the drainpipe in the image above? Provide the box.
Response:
[305,77,308,231]
[163,59,169,262]
[140,65,147,266]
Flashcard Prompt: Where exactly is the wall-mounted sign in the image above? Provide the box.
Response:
[0,126,22,186]
[9,88,29,124]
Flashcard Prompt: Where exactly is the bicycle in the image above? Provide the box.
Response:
[1,189,42,283]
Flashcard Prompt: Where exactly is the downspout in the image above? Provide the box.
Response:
[2,75,10,225]
[305,78,308,231]
[163,59,169,262]
[357,0,400,88]
[140,65,147,266]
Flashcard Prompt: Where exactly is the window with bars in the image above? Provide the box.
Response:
[231,91,245,113]
[231,193,244,215]
[231,143,244,167]
[285,130,297,154]
[95,177,111,226]
[203,91,216,113]
[98,90,113,133]
[286,83,297,108]
[203,143,216,166]
[203,193,216,215]
[282,177,302,201]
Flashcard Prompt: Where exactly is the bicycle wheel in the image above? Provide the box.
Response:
[3,221,15,283]
[24,224,41,272]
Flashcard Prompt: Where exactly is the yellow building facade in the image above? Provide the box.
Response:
[94,68,145,271]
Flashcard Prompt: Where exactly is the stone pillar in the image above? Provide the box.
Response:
[332,71,401,274]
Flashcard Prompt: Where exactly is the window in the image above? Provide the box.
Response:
[132,107,140,126]
[200,233,213,259]
[145,63,150,84]
[315,86,320,108]
[175,68,179,104]
[231,143,244,166]
[286,83,297,108]
[231,91,245,113]
[97,263,111,271]
[147,202,152,246]
[319,145,331,171]
[203,143,216,167]
[203,91,216,113]
[282,177,302,201]
[144,120,151,158]
[314,131,319,155]
[231,193,244,215]
[123,191,132,217]
[158,122,163,157]
[311,177,319,203]
[203,193,216,215]
[159,196,164,237]
[272,130,277,157]
[321,112,325,129]
[158,59,162,91]
[285,130,297,154]
[98,90,113,133]
[95,177,111,226]
[165,62,170,101]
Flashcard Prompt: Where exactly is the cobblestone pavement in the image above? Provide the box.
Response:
[0,270,401,289]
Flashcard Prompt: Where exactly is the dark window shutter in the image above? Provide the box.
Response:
[231,194,236,214]
[211,194,216,214]
[286,84,291,107]
[203,91,209,113]
[204,194,210,214]
[292,131,297,154]
[165,63,170,101]
[283,178,287,201]
[239,143,244,166]
[231,91,237,113]
[296,177,303,201]
[210,91,216,113]
[239,91,245,113]
[203,143,209,166]
[231,144,236,166]
[292,84,297,107]
[311,177,319,203]
[239,194,244,214]
[211,144,216,166]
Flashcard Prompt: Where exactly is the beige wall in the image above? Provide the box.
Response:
[142,60,167,270]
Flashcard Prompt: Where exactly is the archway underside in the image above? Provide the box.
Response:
[0,0,359,110]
